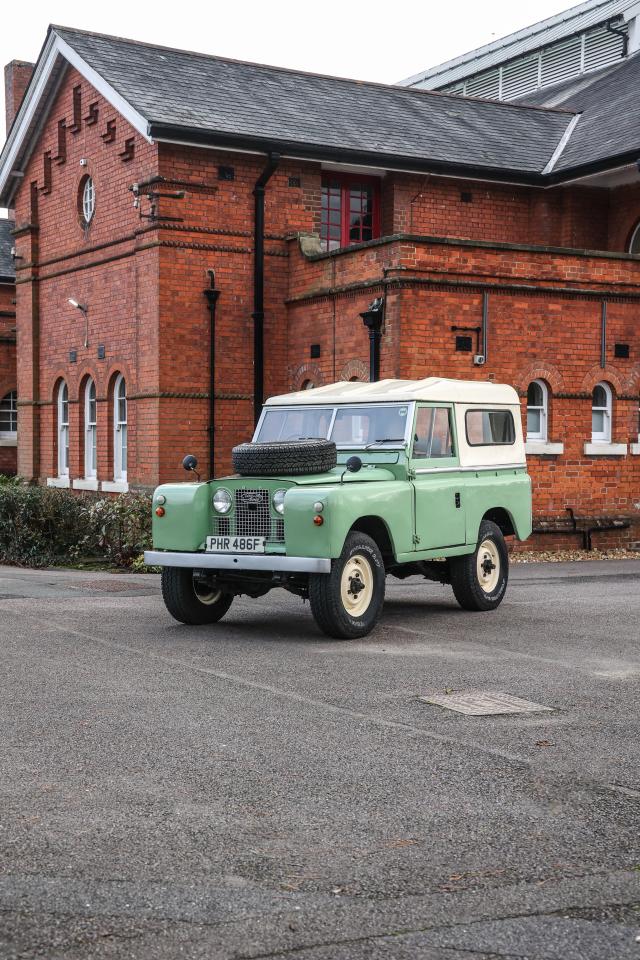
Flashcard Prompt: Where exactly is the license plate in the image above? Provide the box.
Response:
[206,536,265,554]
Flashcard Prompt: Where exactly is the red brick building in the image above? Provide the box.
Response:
[0,218,17,476]
[0,25,639,546]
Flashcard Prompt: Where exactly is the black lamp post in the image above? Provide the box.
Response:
[360,297,384,382]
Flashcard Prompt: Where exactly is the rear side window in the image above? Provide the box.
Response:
[413,407,454,458]
[465,409,515,446]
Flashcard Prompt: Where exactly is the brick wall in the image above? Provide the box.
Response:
[8,63,640,548]
[0,279,17,475]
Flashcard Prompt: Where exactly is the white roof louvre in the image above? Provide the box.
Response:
[465,68,500,99]
[400,0,637,90]
[541,35,583,86]
[584,22,627,69]
[501,56,540,100]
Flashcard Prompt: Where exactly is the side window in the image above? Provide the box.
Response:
[413,407,454,459]
[466,409,515,446]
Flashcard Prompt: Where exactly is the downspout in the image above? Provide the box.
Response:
[252,152,280,424]
[605,20,629,57]
[203,269,220,479]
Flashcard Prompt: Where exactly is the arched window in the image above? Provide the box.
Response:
[57,382,69,477]
[301,379,315,390]
[591,382,612,442]
[84,378,97,478]
[113,375,127,481]
[0,390,17,438]
[526,380,548,441]
[629,222,640,254]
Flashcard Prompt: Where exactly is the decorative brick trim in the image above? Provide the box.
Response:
[290,363,324,391]
[514,362,564,394]
[340,359,369,382]
[580,364,626,394]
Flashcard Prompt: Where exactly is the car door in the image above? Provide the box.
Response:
[411,403,466,550]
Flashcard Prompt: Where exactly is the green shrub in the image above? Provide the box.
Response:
[0,483,153,568]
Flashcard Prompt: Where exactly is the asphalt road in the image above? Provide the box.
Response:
[0,560,639,960]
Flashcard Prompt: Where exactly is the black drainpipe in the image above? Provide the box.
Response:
[203,269,220,479]
[252,152,280,424]
[360,297,385,382]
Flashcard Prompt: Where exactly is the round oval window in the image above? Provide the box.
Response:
[80,176,95,225]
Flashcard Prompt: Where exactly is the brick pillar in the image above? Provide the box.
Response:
[4,60,34,137]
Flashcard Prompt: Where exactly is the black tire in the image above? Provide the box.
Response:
[161,567,234,625]
[309,532,385,639]
[450,520,509,612]
[232,439,337,477]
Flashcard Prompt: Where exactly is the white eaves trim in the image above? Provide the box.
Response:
[0,30,153,203]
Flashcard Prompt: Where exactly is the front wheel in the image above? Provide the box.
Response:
[309,532,385,639]
[161,568,234,625]
[450,520,509,612]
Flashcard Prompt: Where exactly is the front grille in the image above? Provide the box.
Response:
[211,489,285,542]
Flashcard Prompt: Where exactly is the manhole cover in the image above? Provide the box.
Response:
[419,691,553,716]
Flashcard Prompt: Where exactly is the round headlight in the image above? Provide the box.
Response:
[273,489,286,515]
[212,488,232,514]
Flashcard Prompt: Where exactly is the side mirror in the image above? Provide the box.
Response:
[182,454,198,473]
[346,455,363,473]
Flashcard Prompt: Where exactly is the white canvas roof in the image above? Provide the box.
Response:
[265,378,520,407]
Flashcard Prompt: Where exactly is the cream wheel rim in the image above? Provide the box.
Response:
[340,554,374,617]
[477,540,500,593]
[193,577,222,605]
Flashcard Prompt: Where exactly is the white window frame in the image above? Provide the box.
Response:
[57,381,69,477]
[84,378,97,479]
[591,381,612,443]
[82,176,95,225]
[113,374,127,482]
[0,390,17,442]
[526,379,548,442]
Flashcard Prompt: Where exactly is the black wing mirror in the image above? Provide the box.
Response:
[182,454,200,480]
[346,456,362,473]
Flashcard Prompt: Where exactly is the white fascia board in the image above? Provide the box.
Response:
[0,31,152,202]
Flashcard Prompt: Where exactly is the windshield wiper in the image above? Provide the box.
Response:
[364,438,405,449]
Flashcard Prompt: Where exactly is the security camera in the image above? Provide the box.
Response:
[473,354,486,366]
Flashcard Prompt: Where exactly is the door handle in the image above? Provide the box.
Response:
[455,492,461,508]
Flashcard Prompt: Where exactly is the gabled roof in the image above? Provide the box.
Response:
[0,25,577,204]
[517,51,640,171]
[400,0,639,89]
[0,220,15,282]
[2,24,640,205]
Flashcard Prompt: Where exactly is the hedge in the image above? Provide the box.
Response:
[0,476,153,568]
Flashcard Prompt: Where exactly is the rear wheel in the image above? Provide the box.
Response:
[450,520,508,612]
[309,532,385,639]
[161,567,234,625]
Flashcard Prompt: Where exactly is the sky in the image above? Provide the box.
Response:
[1,0,576,133]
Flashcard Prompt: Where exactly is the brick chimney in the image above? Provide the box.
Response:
[5,60,35,137]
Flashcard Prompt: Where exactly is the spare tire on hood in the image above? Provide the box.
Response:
[232,439,337,477]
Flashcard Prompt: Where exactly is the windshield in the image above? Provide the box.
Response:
[256,404,410,448]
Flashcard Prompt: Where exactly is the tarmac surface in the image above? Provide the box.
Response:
[0,560,639,959]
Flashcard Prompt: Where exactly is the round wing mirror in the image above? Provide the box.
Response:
[346,455,363,473]
[182,454,198,473]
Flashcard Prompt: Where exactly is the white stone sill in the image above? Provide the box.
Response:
[631,443,640,455]
[101,480,129,493]
[73,478,99,491]
[525,441,564,456]
[583,442,628,456]
[0,436,17,447]
[47,476,70,488]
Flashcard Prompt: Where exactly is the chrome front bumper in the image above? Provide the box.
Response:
[144,551,331,573]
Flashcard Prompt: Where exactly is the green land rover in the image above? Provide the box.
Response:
[145,377,532,639]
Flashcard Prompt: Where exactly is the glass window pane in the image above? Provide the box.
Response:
[466,409,515,445]
[257,408,333,443]
[527,382,543,406]
[592,410,605,434]
[527,409,541,434]
[592,385,606,407]
[330,405,408,446]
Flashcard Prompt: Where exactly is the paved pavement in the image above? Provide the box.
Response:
[0,560,639,960]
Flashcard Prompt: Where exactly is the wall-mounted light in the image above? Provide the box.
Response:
[68,298,89,348]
